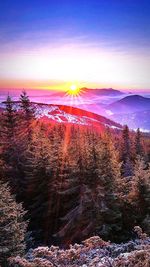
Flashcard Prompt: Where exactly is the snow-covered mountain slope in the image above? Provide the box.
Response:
[0,102,122,130]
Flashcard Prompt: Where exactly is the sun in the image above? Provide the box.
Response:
[67,84,81,96]
[70,84,77,91]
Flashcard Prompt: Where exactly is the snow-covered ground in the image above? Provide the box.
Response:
[0,101,122,130]
[9,235,150,267]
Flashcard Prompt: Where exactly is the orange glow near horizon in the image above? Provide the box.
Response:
[1,79,149,92]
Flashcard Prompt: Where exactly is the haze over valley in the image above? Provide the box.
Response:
[1,87,150,131]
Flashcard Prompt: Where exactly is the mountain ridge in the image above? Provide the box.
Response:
[81,88,125,96]
[107,94,150,114]
[0,101,122,130]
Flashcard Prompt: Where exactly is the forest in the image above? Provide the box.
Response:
[0,92,150,266]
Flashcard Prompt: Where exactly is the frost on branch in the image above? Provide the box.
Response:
[9,232,150,267]
[0,181,27,267]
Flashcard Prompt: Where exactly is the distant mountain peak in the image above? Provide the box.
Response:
[107,94,150,118]
[117,94,149,104]
[120,94,145,100]
[81,88,124,96]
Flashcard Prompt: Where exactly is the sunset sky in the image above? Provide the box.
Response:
[0,0,150,91]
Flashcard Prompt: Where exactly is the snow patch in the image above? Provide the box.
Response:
[106,109,114,116]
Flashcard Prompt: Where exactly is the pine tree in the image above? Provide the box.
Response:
[20,90,35,141]
[1,96,21,190]
[120,125,133,177]
[135,128,143,157]
[94,137,122,241]
[2,95,17,155]
[129,157,150,234]
[20,90,34,120]
[0,181,27,266]
[0,116,5,178]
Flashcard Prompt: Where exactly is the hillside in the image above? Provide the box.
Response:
[0,101,122,130]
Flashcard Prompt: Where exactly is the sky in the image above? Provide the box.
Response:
[0,0,150,91]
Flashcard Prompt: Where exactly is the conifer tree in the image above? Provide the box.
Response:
[20,90,34,120]
[94,137,122,241]
[1,96,21,190]
[0,181,27,267]
[129,157,150,234]
[0,116,4,178]
[120,125,133,177]
[135,128,143,157]
[20,90,35,141]
[2,95,17,153]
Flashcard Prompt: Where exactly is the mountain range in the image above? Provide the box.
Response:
[80,88,125,96]
[0,88,150,131]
